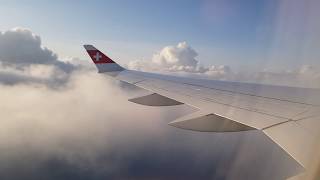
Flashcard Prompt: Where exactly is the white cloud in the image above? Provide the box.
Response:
[152,41,198,68]
[128,41,234,79]
[204,65,233,79]
[129,42,200,72]
[127,59,153,71]
[128,42,320,88]
[0,28,75,86]
[249,65,320,88]
[1,28,53,65]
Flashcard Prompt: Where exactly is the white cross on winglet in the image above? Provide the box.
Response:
[93,52,102,61]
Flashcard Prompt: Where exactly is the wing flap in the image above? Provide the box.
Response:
[129,93,183,106]
[169,111,256,132]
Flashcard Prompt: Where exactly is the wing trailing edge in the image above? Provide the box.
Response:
[263,116,320,169]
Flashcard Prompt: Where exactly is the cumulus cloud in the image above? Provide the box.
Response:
[128,42,199,72]
[128,41,235,80]
[152,42,198,70]
[0,28,75,86]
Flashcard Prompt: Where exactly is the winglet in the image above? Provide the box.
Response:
[83,44,124,73]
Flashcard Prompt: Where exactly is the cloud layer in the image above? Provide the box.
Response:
[129,41,320,88]
[0,72,299,180]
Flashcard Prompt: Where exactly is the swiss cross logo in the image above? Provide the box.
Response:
[86,49,114,64]
[93,52,102,61]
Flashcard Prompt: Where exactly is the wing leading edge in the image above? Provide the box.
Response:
[84,45,320,178]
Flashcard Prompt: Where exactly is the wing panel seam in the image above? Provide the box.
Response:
[136,80,290,120]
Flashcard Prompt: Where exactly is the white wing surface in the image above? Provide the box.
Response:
[84,45,320,178]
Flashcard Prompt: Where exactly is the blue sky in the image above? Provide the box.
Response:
[0,0,319,70]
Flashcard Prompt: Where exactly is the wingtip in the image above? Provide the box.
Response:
[83,44,97,51]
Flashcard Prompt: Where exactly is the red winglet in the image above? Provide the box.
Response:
[84,45,115,64]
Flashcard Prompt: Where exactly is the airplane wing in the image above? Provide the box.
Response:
[84,45,320,178]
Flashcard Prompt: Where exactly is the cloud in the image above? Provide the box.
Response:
[204,65,233,80]
[0,28,75,86]
[243,65,320,88]
[128,42,202,73]
[152,42,198,69]
[129,42,320,88]
[128,42,234,79]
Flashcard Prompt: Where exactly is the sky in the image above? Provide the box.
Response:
[0,0,320,180]
[0,0,319,70]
